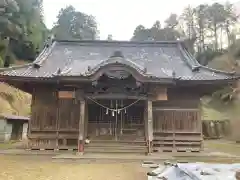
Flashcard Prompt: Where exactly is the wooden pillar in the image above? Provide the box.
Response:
[56,90,59,149]
[198,102,204,151]
[78,100,85,154]
[28,87,36,149]
[144,103,148,149]
[172,114,176,151]
[29,90,34,137]
[84,100,89,139]
[146,100,153,154]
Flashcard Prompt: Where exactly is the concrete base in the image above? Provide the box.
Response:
[0,149,240,162]
[52,153,174,161]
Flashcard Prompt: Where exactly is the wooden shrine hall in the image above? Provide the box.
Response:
[0,39,238,154]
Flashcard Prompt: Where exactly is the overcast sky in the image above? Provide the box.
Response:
[43,0,240,40]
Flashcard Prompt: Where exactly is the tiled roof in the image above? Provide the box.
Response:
[0,40,237,82]
[0,114,30,121]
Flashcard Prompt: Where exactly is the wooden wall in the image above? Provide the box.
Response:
[31,87,57,131]
[28,85,203,152]
[31,87,80,131]
[29,86,80,148]
[152,87,203,152]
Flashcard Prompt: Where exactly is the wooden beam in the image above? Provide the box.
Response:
[85,93,147,100]
[78,100,85,154]
[153,108,199,111]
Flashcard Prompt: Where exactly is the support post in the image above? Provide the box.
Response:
[146,100,153,154]
[78,100,85,155]
[172,117,176,152]
[84,100,88,139]
[27,87,36,149]
[56,90,59,150]
[198,106,204,151]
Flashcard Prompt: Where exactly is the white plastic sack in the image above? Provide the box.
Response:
[147,163,240,180]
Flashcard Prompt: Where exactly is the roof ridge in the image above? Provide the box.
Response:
[54,39,183,45]
[178,43,200,70]
[0,38,57,72]
[33,45,50,64]
[181,44,201,67]
[34,41,57,66]
[200,66,236,75]
[178,43,237,76]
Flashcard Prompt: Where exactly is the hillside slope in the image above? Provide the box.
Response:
[0,83,31,116]
[208,40,240,72]
[205,42,240,121]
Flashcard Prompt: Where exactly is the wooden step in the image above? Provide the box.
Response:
[86,143,146,148]
[85,147,147,153]
[153,136,202,141]
[85,139,147,153]
[153,141,201,145]
[86,144,146,150]
[153,147,201,153]
[90,141,146,145]
[153,131,201,134]
[86,146,147,150]
[90,140,146,144]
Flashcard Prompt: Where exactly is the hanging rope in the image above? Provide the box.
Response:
[86,96,145,112]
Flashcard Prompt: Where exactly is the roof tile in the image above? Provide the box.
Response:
[0,40,236,81]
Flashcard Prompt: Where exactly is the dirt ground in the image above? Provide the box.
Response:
[0,155,149,180]
[204,140,240,156]
[1,140,240,180]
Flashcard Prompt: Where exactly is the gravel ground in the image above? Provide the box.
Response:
[0,155,149,180]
